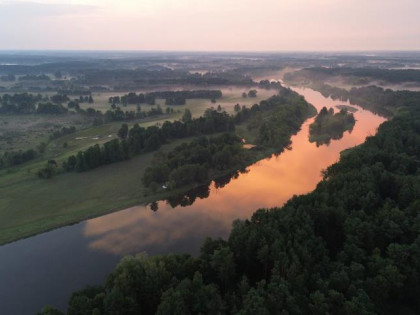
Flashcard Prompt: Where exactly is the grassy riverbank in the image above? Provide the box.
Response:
[0,89,315,245]
[0,132,309,245]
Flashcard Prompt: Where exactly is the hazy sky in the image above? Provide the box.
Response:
[0,0,419,51]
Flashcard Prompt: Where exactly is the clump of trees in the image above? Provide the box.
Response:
[309,107,356,146]
[142,133,248,190]
[258,80,282,90]
[287,67,420,84]
[0,93,41,114]
[0,93,73,115]
[0,148,38,169]
[40,111,420,315]
[109,90,222,107]
[235,88,316,150]
[247,89,257,98]
[241,89,258,98]
[50,94,69,104]
[18,74,50,81]
[37,160,57,179]
[37,102,68,114]
[49,126,76,140]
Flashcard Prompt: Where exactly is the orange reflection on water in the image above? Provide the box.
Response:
[84,87,386,256]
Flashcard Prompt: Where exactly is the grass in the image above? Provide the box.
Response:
[0,114,90,153]
[0,137,206,245]
[0,87,280,245]
[83,87,276,117]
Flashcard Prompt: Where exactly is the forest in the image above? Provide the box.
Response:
[309,107,356,146]
[40,107,420,315]
[285,67,420,84]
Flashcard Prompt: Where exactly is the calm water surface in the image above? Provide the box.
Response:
[0,87,386,314]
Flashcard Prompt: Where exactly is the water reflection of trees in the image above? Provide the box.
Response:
[312,122,355,147]
[147,168,249,211]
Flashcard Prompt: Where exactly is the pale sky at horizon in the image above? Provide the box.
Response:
[0,0,419,51]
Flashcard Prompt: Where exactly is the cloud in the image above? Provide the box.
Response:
[0,1,99,17]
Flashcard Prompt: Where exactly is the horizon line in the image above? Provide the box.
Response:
[1,49,420,54]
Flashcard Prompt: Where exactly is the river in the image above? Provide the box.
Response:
[0,87,386,314]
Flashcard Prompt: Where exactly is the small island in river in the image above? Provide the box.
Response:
[309,106,356,146]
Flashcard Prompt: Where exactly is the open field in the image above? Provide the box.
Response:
[0,86,275,153]
[0,129,281,245]
[0,136,207,245]
[82,86,276,117]
[0,114,90,153]
[0,86,281,244]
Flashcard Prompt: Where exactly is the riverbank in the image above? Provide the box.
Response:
[0,106,317,246]
[0,84,387,315]
[0,139,306,246]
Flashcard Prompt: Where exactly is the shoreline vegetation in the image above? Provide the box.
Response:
[335,105,358,112]
[309,107,356,146]
[284,69,420,118]
[0,84,316,245]
[41,92,420,314]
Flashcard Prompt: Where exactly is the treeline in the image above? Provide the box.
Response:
[0,93,75,115]
[41,111,420,314]
[309,107,356,146]
[143,133,249,190]
[63,109,234,172]
[49,126,76,141]
[315,84,420,117]
[109,90,222,106]
[141,89,315,190]
[0,127,77,170]
[163,169,247,209]
[0,74,15,82]
[37,102,68,114]
[292,67,420,84]
[0,148,38,169]
[0,91,168,121]
[235,87,316,149]
[0,93,41,114]
[60,85,314,175]
[258,80,282,90]
[89,105,170,125]
[18,74,50,81]
[83,68,254,89]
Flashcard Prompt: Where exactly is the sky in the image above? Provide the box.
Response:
[0,0,419,51]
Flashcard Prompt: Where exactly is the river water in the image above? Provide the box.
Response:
[0,87,386,314]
